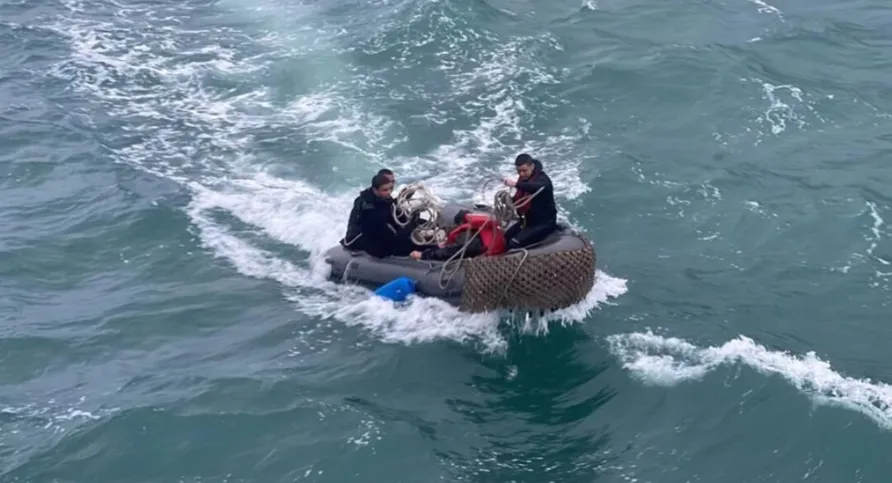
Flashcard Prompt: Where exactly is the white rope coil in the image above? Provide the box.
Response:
[392,183,446,246]
[391,178,546,247]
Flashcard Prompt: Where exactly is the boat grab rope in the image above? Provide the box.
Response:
[495,248,530,308]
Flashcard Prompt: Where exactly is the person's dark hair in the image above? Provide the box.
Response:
[514,153,534,166]
[453,209,470,225]
[377,168,394,177]
[371,173,393,189]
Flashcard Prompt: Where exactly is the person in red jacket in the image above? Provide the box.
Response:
[409,210,506,261]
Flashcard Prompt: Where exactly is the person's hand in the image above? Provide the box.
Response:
[409,250,422,260]
[503,178,516,188]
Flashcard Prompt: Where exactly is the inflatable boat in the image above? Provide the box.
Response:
[323,203,597,313]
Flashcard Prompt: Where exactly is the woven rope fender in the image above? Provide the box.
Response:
[459,234,597,313]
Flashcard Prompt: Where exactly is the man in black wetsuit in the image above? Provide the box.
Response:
[342,173,428,257]
[502,153,559,249]
[341,168,395,250]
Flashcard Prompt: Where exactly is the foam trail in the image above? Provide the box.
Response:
[607,331,892,429]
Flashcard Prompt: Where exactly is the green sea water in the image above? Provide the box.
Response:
[2,0,892,481]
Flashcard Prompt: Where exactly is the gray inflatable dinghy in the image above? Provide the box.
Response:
[323,203,594,310]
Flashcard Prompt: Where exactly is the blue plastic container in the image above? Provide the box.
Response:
[373,276,417,303]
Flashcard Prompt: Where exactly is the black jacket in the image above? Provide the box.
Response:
[356,188,406,258]
[342,189,368,249]
[515,160,557,227]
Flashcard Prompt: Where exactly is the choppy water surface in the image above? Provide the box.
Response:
[2,0,892,481]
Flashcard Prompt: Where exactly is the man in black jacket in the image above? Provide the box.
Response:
[341,169,395,250]
[502,153,559,249]
[342,172,426,258]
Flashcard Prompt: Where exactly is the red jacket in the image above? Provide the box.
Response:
[445,212,506,256]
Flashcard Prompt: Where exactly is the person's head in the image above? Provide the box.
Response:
[377,168,395,184]
[371,173,394,199]
[514,153,536,180]
[453,209,470,225]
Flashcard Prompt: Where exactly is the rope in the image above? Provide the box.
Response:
[437,219,500,290]
[484,184,547,302]
[341,233,362,247]
[391,183,446,246]
[495,248,529,308]
[436,179,543,291]
[493,185,544,227]
[473,174,546,227]
[389,177,547,298]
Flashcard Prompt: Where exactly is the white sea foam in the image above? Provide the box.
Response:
[607,330,892,429]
